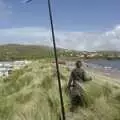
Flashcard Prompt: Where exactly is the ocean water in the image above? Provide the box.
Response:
[86,59,120,70]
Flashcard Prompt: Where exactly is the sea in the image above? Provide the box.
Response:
[85,59,120,79]
[86,59,120,70]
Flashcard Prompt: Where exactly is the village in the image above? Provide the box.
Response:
[0,60,31,77]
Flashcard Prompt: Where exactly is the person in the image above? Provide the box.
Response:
[67,60,92,112]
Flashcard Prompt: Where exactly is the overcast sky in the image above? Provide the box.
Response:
[0,0,120,51]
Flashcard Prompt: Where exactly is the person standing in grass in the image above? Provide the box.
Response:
[67,60,92,112]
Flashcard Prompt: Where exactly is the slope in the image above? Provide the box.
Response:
[0,59,120,120]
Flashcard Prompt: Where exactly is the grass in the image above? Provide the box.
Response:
[0,59,120,120]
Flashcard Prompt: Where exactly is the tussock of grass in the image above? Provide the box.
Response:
[41,75,53,90]
[0,60,120,120]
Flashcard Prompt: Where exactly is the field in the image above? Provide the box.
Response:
[0,59,120,120]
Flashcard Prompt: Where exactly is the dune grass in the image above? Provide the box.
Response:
[0,59,120,120]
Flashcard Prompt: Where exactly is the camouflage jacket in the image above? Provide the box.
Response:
[68,68,92,88]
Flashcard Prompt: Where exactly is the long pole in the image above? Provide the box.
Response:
[25,0,66,119]
[47,0,66,120]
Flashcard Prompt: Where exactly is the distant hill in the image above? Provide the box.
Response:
[0,44,84,61]
[1,44,120,61]
[0,44,55,60]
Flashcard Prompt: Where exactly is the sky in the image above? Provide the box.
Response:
[0,0,120,51]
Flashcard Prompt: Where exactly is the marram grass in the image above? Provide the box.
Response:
[0,60,120,120]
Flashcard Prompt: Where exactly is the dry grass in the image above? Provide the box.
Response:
[0,59,120,120]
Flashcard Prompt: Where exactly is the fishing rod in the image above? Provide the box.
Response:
[25,0,66,120]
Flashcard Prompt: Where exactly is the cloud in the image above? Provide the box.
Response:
[0,0,11,19]
[0,25,120,51]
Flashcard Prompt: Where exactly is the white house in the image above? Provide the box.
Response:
[0,68,9,77]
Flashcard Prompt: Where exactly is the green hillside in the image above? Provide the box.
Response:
[0,44,54,60]
[0,44,81,61]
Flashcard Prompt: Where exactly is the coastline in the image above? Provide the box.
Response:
[66,60,120,81]
[84,63,120,86]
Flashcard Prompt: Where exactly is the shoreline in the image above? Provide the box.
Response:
[85,63,120,84]
[66,61,120,81]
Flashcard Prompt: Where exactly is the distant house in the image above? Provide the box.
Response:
[0,60,31,77]
[0,62,13,77]
[14,61,25,65]
[0,63,3,67]
[0,68,9,77]
[13,61,25,69]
